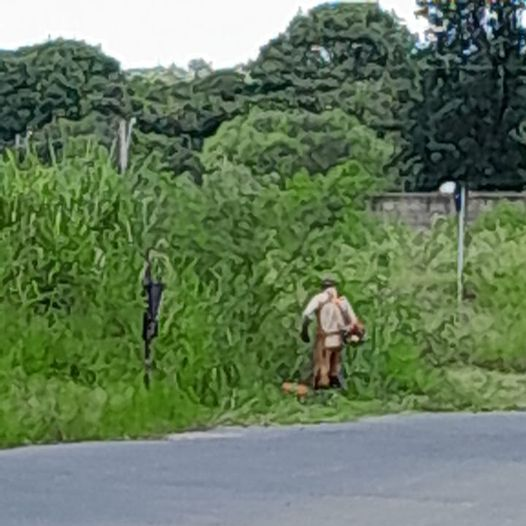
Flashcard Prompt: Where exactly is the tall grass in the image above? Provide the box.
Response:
[0,146,525,448]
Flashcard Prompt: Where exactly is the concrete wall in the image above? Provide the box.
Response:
[369,192,526,229]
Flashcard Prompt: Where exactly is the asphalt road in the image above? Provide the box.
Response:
[2,411,526,526]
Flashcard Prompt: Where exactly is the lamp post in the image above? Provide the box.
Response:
[439,180,467,309]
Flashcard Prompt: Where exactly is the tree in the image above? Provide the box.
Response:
[0,39,130,149]
[28,111,121,162]
[246,2,420,187]
[248,2,418,134]
[127,68,253,179]
[188,58,213,79]
[400,1,526,191]
[201,106,393,185]
[126,64,192,83]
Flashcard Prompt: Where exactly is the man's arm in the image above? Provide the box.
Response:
[302,293,322,321]
[340,296,366,342]
[340,296,358,326]
[300,293,322,343]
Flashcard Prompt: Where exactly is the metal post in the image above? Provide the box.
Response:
[457,183,466,308]
[439,180,466,313]
[118,119,127,174]
[144,336,152,389]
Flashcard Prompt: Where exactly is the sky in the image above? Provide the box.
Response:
[0,0,427,70]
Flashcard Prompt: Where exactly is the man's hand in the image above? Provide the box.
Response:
[300,318,310,343]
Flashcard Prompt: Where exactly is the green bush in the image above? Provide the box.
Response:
[200,107,394,183]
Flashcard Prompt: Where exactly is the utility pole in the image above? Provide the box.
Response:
[118,117,136,174]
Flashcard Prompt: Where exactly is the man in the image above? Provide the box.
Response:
[300,277,363,390]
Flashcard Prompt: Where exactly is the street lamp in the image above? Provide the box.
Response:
[439,180,467,309]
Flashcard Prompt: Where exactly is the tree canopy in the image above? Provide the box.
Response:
[400,0,526,191]
[0,39,129,148]
[2,1,526,191]
[201,107,394,182]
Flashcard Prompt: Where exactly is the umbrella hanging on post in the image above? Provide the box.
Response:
[142,248,165,389]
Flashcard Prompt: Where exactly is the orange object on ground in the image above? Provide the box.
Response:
[281,382,310,399]
[296,384,309,398]
[281,382,293,393]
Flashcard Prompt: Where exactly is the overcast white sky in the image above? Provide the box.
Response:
[0,0,426,70]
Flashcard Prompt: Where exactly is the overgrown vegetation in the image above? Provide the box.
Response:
[0,146,525,448]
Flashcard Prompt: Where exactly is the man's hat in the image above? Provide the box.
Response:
[321,276,337,289]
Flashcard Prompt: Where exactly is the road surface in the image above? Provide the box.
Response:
[1,411,526,526]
